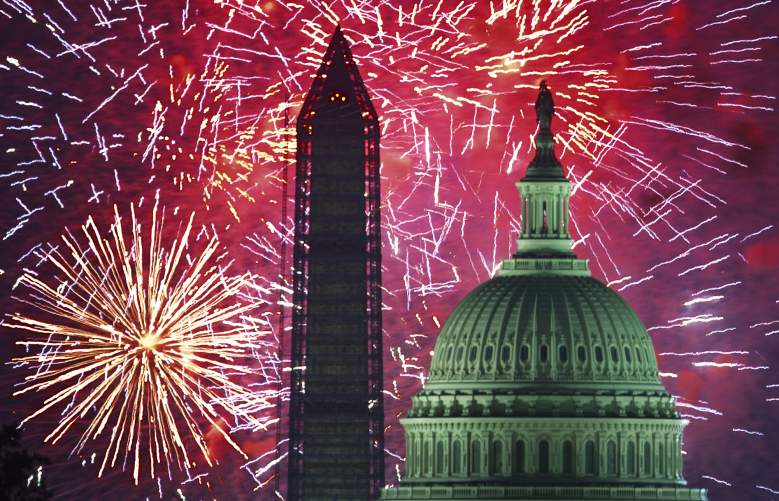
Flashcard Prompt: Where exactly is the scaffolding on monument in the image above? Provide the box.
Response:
[286,27,383,501]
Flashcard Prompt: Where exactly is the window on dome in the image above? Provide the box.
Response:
[500,345,511,365]
[562,441,574,474]
[607,441,617,475]
[492,440,503,474]
[471,440,482,474]
[559,345,569,363]
[539,344,549,363]
[627,441,636,475]
[577,345,587,363]
[514,440,526,474]
[484,345,494,364]
[520,344,530,363]
[610,346,619,363]
[456,346,465,363]
[585,441,597,475]
[595,346,604,363]
[436,441,445,475]
[538,440,550,473]
[635,347,642,363]
[624,346,632,363]
[447,346,454,361]
[452,440,462,474]
[469,346,478,363]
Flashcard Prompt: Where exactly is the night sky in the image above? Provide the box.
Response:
[1,1,778,499]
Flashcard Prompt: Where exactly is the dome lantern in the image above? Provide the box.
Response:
[504,81,586,275]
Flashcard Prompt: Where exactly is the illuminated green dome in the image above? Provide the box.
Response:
[382,82,706,501]
[427,272,667,393]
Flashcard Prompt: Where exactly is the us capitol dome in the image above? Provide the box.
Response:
[382,82,706,501]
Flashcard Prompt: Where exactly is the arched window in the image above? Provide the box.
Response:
[492,440,503,474]
[436,441,445,475]
[562,440,574,474]
[515,440,526,474]
[627,441,636,475]
[607,441,617,475]
[539,344,549,363]
[585,441,596,475]
[484,345,494,364]
[643,442,652,475]
[520,344,530,363]
[595,346,604,363]
[500,345,511,366]
[610,346,619,363]
[452,440,462,474]
[469,346,478,363]
[636,347,643,363]
[538,440,550,474]
[559,345,569,363]
[624,346,632,363]
[471,440,482,474]
[578,345,587,362]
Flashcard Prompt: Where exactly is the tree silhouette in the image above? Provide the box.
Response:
[0,424,52,501]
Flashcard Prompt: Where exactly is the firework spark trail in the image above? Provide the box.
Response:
[0,0,777,497]
[6,203,264,484]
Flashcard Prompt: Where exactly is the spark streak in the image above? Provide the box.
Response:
[7,204,262,484]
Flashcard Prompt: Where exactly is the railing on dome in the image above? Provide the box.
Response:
[286,27,384,501]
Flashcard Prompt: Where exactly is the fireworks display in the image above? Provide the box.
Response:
[7,203,263,485]
[0,0,777,499]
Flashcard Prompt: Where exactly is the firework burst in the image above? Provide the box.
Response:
[0,0,777,497]
[7,203,261,484]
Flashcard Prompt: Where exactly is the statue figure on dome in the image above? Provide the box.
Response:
[535,79,554,129]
